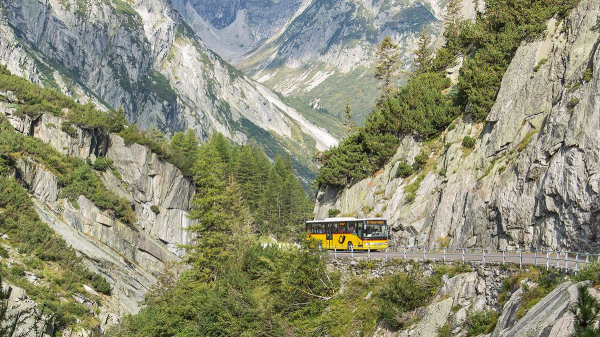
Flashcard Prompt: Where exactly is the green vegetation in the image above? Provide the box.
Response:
[571,285,600,336]
[533,58,548,72]
[456,0,578,121]
[396,160,414,178]
[0,115,135,224]
[404,173,426,203]
[569,98,580,110]
[517,129,539,152]
[315,0,578,187]
[92,156,113,171]
[462,136,476,148]
[0,174,110,330]
[497,266,561,318]
[0,64,127,133]
[115,253,477,337]
[328,209,341,217]
[583,68,593,82]
[150,205,160,214]
[573,262,600,285]
[465,309,498,336]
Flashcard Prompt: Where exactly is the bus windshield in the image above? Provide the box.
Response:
[363,223,388,239]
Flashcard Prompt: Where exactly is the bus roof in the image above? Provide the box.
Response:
[306,217,387,223]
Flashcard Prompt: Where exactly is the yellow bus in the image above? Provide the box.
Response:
[305,217,389,251]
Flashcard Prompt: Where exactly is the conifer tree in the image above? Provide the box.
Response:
[343,101,356,137]
[186,143,229,282]
[375,36,401,97]
[571,285,600,336]
[262,165,284,234]
[414,26,433,75]
[284,153,294,173]
[147,126,166,146]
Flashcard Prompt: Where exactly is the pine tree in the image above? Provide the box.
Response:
[262,166,283,235]
[434,0,463,71]
[186,143,229,283]
[147,126,166,146]
[571,285,600,336]
[375,36,401,97]
[343,101,356,137]
[284,153,294,173]
[414,26,433,75]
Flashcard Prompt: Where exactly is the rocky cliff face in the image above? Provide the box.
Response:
[0,0,336,183]
[315,0,600,253]
[1,103,191,320]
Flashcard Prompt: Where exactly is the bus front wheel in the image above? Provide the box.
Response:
[347,242,353,251]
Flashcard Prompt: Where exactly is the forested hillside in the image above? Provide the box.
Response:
[0,64,313,333]
[315,0,578,187]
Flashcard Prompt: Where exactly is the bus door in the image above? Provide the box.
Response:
[325,223,333,249]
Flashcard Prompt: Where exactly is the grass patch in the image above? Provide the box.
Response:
[517,129,539,152]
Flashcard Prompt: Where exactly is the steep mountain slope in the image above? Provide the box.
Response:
[315,0,599,252]
[169,0,306,64]
[239,0,445,125]
[174,0,446,127]
[0,0,336,182]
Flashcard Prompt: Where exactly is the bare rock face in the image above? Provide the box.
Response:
[106,135,195,255]
[490,281,586,337]
[0,109,188,321]
[1,284,54,336]
[315,0,600,253]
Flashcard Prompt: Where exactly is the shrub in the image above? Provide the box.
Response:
[569,98,580,109]
[533,58,548,72]
[92,156,113,171]
[61,121,78,137]
[90,273,112,295]
[10,265,25,278]
[413,151,428,171]
[151,205,161,215]
[462,136,476,149]
[583,68,593,82]
[396,160,413,178]
[0,246,8,258]
[465,309,498,336]
[572,263,600,285]
[328,209,341,217]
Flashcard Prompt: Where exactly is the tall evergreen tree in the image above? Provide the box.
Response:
[375,36,401,97]
[262,166,284,235]
[343,101,357,137]
[186,143,229,283]
[414,26,433,75]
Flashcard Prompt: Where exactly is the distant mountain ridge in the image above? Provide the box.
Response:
[175,0,445,126]
[0,0,336,184]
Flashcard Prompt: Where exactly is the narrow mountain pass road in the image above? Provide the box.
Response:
[327,248,599,272]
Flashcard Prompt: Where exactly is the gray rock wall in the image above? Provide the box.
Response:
[1,102,196,254]
[315,0,600,253]
[0,105,189,317]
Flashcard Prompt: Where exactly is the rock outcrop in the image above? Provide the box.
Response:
[1,283,55,337]
[315,0,600,253]
[0,104,188,318]
[490,281,594,337]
